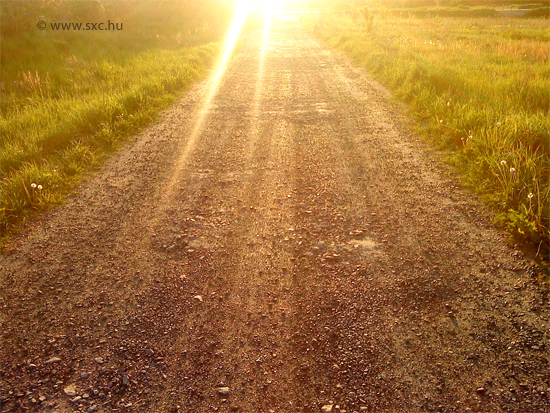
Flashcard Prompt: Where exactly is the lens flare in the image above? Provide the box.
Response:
[160,0,253,204]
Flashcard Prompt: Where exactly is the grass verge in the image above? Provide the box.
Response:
[0,0,238,242]
[305,12,549,257]
[0,0,240,242]
[1,37,222,242]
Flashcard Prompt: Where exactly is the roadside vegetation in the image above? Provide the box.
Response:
[306,0,549,255]
[0,0,234,240]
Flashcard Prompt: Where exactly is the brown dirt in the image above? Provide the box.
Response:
[1,17,548,413]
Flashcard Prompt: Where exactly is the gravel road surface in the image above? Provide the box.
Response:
[1,17,548,413]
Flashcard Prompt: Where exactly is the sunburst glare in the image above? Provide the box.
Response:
[161,0,271,204]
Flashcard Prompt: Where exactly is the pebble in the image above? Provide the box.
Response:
[145,349,154,357]
[44,357,62,364]
[94,357,104,364]
[217,387,230,396]
[81,372,89,379]
[122,375,129,386]
[63,385,77,397]
[321,405,333,413]
[476,387,485,394]
[194,295,204,302]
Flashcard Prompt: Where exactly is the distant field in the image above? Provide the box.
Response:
[307,12,549,250]
[0,0,233,239]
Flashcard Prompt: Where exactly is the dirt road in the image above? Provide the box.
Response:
[1,17,548,413]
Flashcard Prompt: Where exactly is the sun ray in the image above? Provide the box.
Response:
[243,0,273,163]
[160,0,252,205]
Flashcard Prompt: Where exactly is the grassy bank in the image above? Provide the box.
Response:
[305,12,549,253]
[0,1,234,239]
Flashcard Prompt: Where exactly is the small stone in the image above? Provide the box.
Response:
[321,405,333,413]
[476,387,485,394]
[194,295,203,302]
[88,405,98,413]
[71,396,82,403]
[64,385,77,397]
[80,372,89,379]
[217,387,230,396]
[28,363,37,369]
[94,357,104,364]
[122,375,129,386]
[44,357,62,364]
[145,349,154,357]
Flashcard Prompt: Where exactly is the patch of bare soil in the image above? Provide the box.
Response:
[1,18,548,413]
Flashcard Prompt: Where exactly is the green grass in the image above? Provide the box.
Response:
[0,44,220,237]
[0,0,234,240]
[305,12,550,253]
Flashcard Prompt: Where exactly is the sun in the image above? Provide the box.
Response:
[239,0,287,19]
